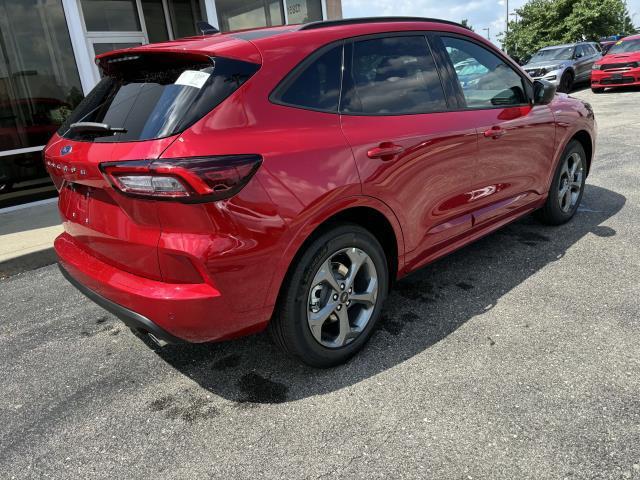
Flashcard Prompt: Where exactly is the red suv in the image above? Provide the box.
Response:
[46,17,596,367]
[592,34,640,92]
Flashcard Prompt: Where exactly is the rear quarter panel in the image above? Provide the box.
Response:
[160,72,362,314]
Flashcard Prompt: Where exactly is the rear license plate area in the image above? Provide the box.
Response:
[65,183,92,225]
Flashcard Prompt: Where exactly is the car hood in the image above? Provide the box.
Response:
[524,60,572,70]
[597,52,640,64]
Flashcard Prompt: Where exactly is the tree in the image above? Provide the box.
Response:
[502,0,637,59]
[461,18,474,31]
[620,1,638,34]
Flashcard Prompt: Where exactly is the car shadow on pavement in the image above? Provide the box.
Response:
[599,85,640,94]
[144,184,625,405]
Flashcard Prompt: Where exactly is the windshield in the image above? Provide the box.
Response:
[530,46,574,62]
[607,38,640,55]
[58,53,259,142]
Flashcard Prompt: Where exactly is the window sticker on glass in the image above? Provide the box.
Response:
[175,70,211,89]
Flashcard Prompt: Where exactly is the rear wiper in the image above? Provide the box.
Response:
[69,122,127,135]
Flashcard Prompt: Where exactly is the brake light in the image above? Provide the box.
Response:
[100,155,262,202]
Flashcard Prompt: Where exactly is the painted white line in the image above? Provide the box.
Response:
[0,197,58,215]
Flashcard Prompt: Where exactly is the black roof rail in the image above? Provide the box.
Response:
[299,16,470,31]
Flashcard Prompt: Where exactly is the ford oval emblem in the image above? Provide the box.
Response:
[60,145,72,156]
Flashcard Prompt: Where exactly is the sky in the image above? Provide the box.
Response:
[341,0,640,47]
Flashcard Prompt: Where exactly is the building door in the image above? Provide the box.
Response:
[78,0,204,83]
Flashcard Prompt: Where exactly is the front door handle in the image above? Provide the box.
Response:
[367,142,405,161]
[483,126,507,139]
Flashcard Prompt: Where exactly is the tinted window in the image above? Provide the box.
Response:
[59,55,259,142]
[575,45,587,58]
[608,38,640,54]
[442,36,527,109]
[341,36,447,115]
[276,44,342,112]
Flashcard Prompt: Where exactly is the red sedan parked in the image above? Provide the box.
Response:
[45,17,596,367]
[592,34,640,92]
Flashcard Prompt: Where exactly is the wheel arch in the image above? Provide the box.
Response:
[572,129,593,176]
[546,126,594,192]
[264,198,405,313]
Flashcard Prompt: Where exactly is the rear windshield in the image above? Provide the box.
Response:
[58,53,259,142]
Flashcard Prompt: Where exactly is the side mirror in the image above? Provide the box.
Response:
[533,79,557,105]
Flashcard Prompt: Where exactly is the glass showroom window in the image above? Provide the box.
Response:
[167,0,204,39]
[0,0,83,207]
[80,0,142,31]
[285,0,322,24]
[216,0,284,31]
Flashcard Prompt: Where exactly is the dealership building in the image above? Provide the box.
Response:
[0,0,342,207]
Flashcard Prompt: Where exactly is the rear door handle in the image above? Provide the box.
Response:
[367,143,405,160]
[483,126,506,139]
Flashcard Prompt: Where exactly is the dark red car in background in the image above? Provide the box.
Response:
[592,34,640,92]
[45,17,596,367]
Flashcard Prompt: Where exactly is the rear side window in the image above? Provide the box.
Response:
[341,36,447,115]
[272,44,343,112]
[59,54,259,142]
[442,36,527,109]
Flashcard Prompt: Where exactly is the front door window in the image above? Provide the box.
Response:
[441,36,528,109]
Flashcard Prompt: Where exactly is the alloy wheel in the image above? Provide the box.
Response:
[307,247,378,349]
[558,152,584,213]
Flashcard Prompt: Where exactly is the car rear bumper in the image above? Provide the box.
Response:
[55,232,261,343]
[58,263,183,344]
[591,69,640,87]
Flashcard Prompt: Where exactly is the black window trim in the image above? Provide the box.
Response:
[270,29,536,116]
[270,31,454,117]
[269,40,346,114]
[432,32,535,112]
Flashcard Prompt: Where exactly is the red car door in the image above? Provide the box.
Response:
[339,35,479,270]
[436,34,556,226]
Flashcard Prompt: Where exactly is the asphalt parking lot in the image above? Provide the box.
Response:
[2,86,639,479]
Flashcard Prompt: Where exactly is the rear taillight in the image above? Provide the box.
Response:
[100,155,262,202]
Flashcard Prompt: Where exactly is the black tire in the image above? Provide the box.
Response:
[558,71,574,93]
[535,140,587,225]
[269,223,389,368]
[591,87,605,94]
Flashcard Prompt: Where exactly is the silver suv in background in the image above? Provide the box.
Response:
[523,42,602,92]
